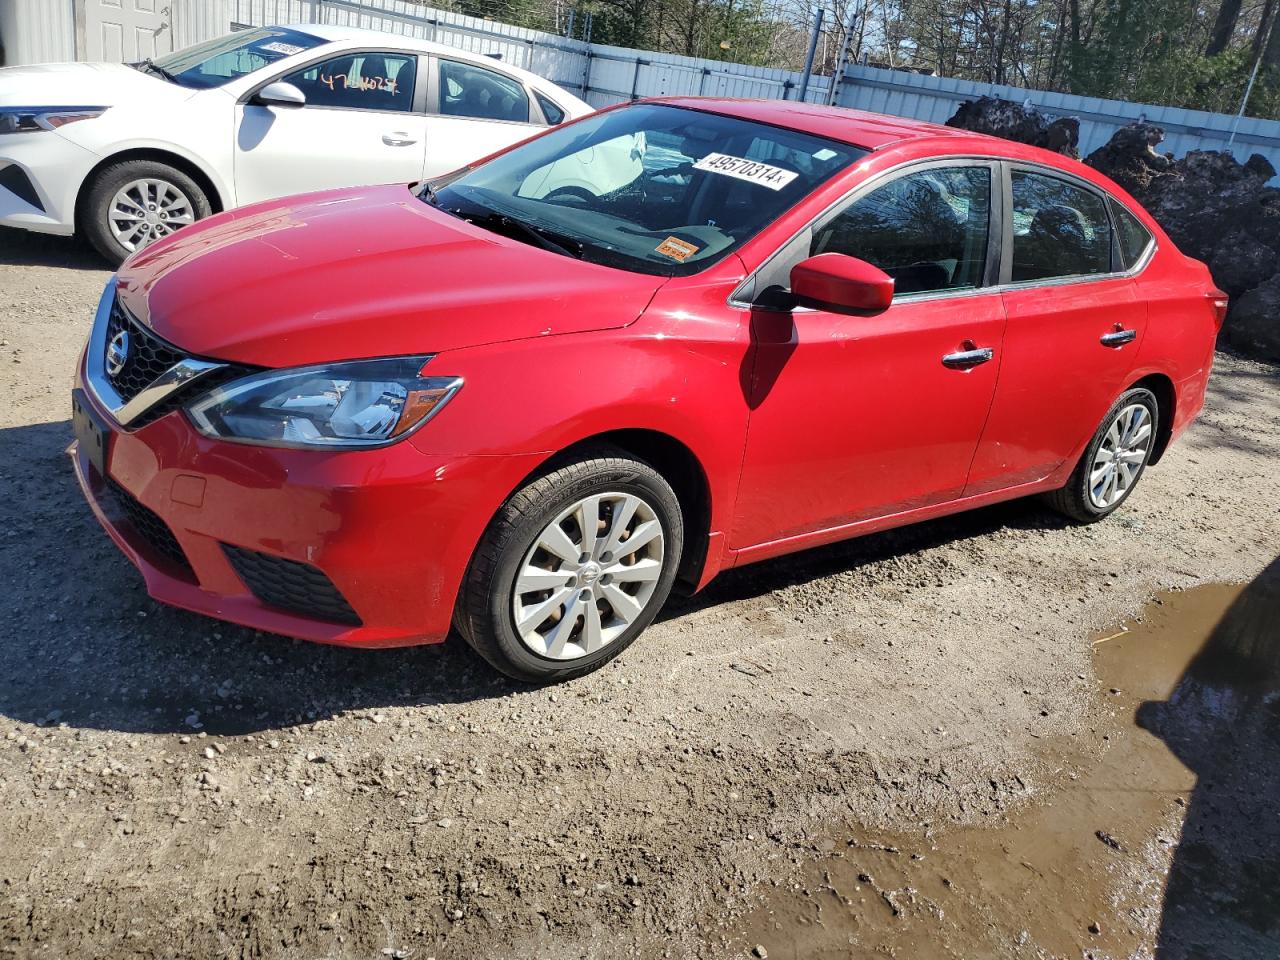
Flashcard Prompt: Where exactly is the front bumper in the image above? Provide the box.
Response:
[71,367,546,648]
[0,132,97,235]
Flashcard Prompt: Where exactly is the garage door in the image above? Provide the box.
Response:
[79,0,173,62]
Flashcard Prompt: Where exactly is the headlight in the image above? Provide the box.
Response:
[0,107,107,134]
[187,356,462,449]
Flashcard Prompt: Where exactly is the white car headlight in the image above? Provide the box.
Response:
[187,356,462,449]
[0,107,107,134]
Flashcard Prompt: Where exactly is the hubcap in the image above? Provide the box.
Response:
[108,178,195,253]
[512,491,665,661]
[1089,402,1153,509]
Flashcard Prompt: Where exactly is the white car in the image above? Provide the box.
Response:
[0,23,591,264]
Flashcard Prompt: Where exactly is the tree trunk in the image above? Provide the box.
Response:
[1207,0,1244,56]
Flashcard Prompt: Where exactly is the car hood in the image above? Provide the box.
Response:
[115,185,668,367]
[0,61,186,108]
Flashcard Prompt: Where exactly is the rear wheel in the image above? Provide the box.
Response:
[81,159,211,266]
[1045,387,1159,523]
[456,449,683,682]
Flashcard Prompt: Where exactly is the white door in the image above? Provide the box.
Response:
[233,50,428,206]
[423,57,543,178]
[80,0,173,62]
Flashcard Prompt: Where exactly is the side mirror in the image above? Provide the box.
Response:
[790,253,894,315]
[253,81,307,109]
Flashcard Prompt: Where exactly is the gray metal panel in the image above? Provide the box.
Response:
[0,0,77,66]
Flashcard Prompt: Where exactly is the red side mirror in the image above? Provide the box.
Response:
[790,253,894,315]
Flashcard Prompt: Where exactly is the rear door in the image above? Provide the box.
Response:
[965,165,1148,496]
[234,49,428,206]
[732,161,1008,547]
[421,57,545,178]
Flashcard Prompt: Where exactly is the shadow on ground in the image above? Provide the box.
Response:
[0,415,1075,738]
[1140,555,1280,959]
[0,227,106,271]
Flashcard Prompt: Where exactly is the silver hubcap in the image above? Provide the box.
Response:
[108,178,195,252]
[1089,402,1153,509]
[512,491,665,661]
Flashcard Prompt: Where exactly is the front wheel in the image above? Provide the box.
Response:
[456,449,684,682]
[1045,386,1159,523]
[81,159,211,266]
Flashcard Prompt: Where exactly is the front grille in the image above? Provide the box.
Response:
[222,545,362,626]
[106,298,185,405]
[103,296,258,429]
[105,478,194,578]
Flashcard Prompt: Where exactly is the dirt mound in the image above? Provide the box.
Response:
[945,95,1080,158]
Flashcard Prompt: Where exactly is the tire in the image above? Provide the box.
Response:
[456,448,684,682]
[81,159,212,267]
[1045,387,1159,523]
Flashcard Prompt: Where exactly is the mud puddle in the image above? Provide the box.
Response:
[732,568,1280,959]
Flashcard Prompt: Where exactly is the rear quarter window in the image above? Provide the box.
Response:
[1110,199,1155,269]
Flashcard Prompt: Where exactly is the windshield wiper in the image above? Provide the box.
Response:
[134,58,179,84]
[418,181,439,206]
[462,211,584,259]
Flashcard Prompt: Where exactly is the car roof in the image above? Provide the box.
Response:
[279,23,585,104]
[647,97,975,150]
[647,96,1122,193]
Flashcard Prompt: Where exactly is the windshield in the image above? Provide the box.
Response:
[430,104,866,276]
[148,27,327,89]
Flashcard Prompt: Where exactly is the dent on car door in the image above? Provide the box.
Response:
[731,163,1008,550]
[422,57,541,178]
[964,167,1149,496]
[233,50,428,206]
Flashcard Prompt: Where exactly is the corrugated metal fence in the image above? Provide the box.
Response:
[5,0,1278,177]
[230,0,1280,176]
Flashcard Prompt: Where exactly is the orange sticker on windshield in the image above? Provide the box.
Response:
[656,236,699,262]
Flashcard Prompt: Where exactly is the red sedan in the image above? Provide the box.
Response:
[71,98,1225,681]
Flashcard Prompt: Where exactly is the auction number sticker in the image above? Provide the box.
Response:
[693,153,799,191]
[261,41,307,55]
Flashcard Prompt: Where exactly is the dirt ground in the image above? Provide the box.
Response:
[1,226,1278,960]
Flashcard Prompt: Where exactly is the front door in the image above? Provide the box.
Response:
[422,57,542,178]
[965,167,1148,496]
[732,163,1007,548]
[234,50,428,206]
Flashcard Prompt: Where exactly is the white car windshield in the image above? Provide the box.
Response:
[428,103,866,276]
[145,27,327,89]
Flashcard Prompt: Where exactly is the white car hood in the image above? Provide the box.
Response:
[0,61,190,108]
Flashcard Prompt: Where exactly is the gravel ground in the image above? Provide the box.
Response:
[1,227,1278,960]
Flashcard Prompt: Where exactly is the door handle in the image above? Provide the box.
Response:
[382,133,418,146]
[1100,328,1138,347]
[942,346,995,369]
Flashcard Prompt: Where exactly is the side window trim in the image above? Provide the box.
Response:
[731,157,1004,308]
[241,47,428,115]
[999,161,1142,289]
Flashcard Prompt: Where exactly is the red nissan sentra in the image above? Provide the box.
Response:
[70,99,1225,681]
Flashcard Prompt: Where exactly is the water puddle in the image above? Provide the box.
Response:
[734,563,1280,959]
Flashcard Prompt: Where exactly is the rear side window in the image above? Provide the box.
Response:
[1011,171,1112,282]
[811,166,992,295]
[1111,199,1155,269]
[284,52,417,112]
[439,60,531,123]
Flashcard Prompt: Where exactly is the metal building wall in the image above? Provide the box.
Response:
[0,0,77,66]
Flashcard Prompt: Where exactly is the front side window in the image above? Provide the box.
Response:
[149,27,327,89]
[812,166,991,295]
[283,52,417,112]
[1111,199,1155,269]
[439,60,531,123]
[429,104,864,276]
[1011,171,1112,282]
